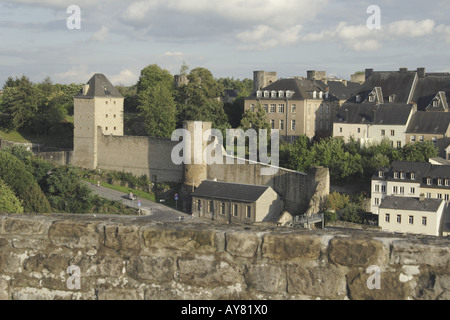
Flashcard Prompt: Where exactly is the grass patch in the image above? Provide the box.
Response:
[0,129,30,143]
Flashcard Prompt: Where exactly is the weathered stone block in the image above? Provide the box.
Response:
[127,255,174,283]
[286,264,347,298]
[48,221,100,249]
[178,256,245,288]
[76,255,125,277]
[346,269,414,300]
[103,225,140,252]
[143,227,216,253]
[225,231,260,258]
[328,237,385,267]
[2,217,50,235]
[262,233,321,260]
[0,279,9,300]
[391,240,450,267]
[24,253,72,274]
[244,264,286,293]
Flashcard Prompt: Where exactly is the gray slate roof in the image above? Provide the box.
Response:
[192,180,270,203]
[379,196,443,212]
[75,73,123,99]
[335,103,413,125]
[411,75,450,111]
[406,112,450,134]
[247,78,327,100]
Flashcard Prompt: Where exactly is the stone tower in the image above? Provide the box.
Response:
[253,71,277,92]
[180,121,212,211]
[72,74,124,170]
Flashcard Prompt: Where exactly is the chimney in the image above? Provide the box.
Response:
[365,68,374,80]
[417,67,426,78]
[82,84,90,95]
[399,67,408,73]
[307,70,315,80]
[419,193,425,202]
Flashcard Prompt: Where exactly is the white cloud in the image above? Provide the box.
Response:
[91,26,109,42]
[387,19,435,38]
[109,69,137,86]
[236,24,302,51]
[53,65,93,84]
[163,52,184,56]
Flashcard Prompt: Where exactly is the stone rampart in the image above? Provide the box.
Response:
[0,213,448,300]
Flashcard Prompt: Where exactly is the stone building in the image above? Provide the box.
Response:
[71,73,330,221]
[191,180,284,224]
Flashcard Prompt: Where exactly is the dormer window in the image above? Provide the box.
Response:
[286,91,293,98]
[264,91,270,98]
[369,95,375,103]
[319,91,323,99]
[271,91,277,98]
[400,172,405,179]
[427,178,432,185]
[394,171,399,179]
[445,179,449,186]
[389,95,396,102]
[256,91,262,98]
[433,99,439,107]
[356,95,361,103]
[378,170,384,178]
[411,172,416,180]
[278,91,284,98]
[313,91,317,99]
[438,179,443,186]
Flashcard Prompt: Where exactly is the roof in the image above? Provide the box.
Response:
[422,165,450,189]
[75,73,123,99]
[247,78,327,100]
[406,112,450,134]
[411,75,450,111]
[192,180,271,203]
[348,70,417,104]
[335,103,413,125]
[387,161,432,181]
[379,196,444,212]
[318,80,361,101]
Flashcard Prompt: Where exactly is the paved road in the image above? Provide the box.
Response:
[82,181,196,222]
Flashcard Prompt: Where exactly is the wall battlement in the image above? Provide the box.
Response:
[0,214,448,300]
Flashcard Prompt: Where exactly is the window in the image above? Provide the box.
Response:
[397,215,402,224]
[419,135,424,142]
[411,173,416,180]
[291,104,296,114]
[114,114,116,118]
[374,185,380,192]
[246,206,251,219]
[432,137,437,145]
[445,194,449,201]
[270,104,276,113]
[209,200,214,213]
[411,135,416,142]
[250,104,255,112]
[374,198,380,206]
[438,179,443,186]
[400,172,405,179]
[385,214,390,223]
[369,95,375,102]
[197,200,201,211]
[394,172,399,179]
[426,193,431,199]
[105,127,108,131]
[391,130,395,136]
[433,99,439,107]
[263,104,268,113]
[378,170,383,178]
[264,91,269,98]
[271,91,277,98]
[339,127,343,133]
[233,204,238,217]
[422,217,427,226]
[291,120,296,131]
[278,104,285,113]
[279,91,284,98]
[114,127,117,131]
[409,216,414,224]
[256,91,262,98]
[381,185,386,193]
[270,120,275,129]
[397,141,402,148]
[357,128,361,133]
[393,186,398,194]
[445,179,449,187]
[280,120,284,130]
[437,194,443,199]
[221,202,226,215]
[400,187,405,195]
[106,114,109,118]
[410,187,415,194]
[427,178,432,185]
[381,130,386,136]
[106,101,108,105]
[325,104,329,115]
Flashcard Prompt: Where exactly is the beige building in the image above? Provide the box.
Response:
[378,196,446,236]
[73,74,124,169]
[191,180,284,224]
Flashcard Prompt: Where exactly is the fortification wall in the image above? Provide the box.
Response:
[208,161,329,215]
[96,132,183,183]
[2,213,448,300]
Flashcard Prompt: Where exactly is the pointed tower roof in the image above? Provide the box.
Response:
[75,73,123,99]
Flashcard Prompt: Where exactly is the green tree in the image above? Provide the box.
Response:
[176,67,229,128]
[340,203,365,224]
[0,178,24,214]
[400,141,438,162]
[284,135,314,173]
[137,65,177,138]
[326,191,350,211]
[239,105,270,132]
[0,151,51,213]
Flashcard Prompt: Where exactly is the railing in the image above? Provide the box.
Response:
[292,213,324,227]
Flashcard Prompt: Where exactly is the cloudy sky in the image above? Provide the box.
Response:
[1,0,450,86]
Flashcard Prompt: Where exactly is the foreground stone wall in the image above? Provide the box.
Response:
[0,213,449,300]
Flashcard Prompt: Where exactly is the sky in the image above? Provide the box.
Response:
[1,0,450,86]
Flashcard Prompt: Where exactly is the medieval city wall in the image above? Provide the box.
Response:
[0,213,448,300]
